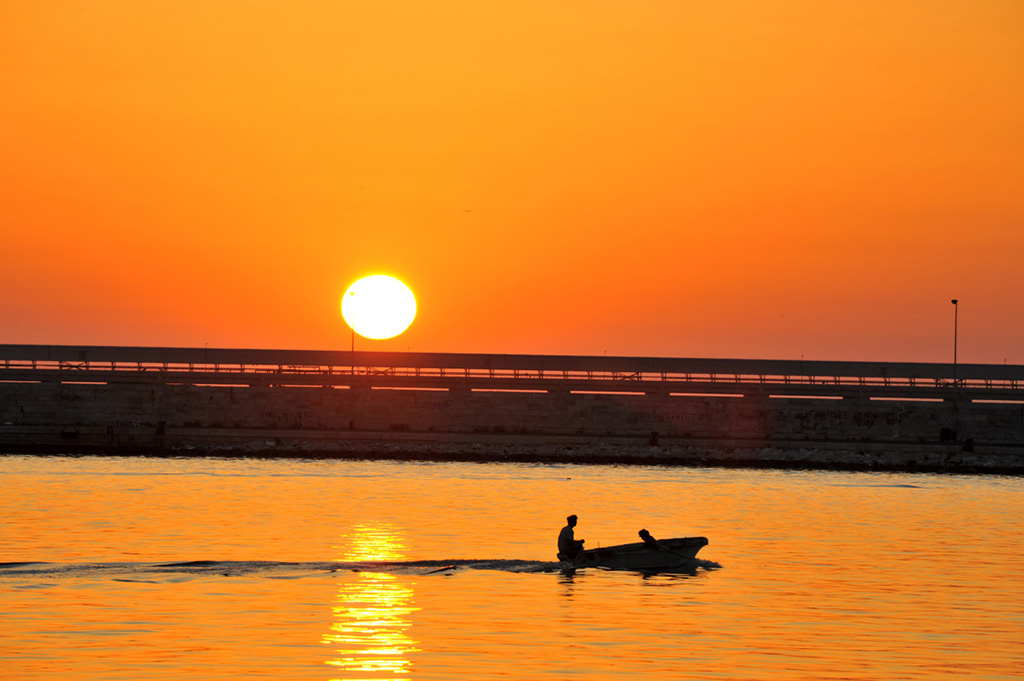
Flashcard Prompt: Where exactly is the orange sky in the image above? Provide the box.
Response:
[2,1,1022,363]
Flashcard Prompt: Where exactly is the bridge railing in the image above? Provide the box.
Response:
[2,345,1022,394]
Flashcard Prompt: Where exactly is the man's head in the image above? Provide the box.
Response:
[567,514,578,526]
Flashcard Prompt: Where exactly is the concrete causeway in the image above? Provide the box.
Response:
[2,345,1022,473]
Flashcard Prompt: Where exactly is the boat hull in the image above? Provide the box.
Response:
[563,536,709,571]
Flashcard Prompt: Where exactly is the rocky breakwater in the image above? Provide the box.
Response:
[141,435,1024,475]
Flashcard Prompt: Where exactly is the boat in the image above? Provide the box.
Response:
[559,536,709,572]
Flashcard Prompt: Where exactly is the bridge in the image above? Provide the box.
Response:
[2,344,1022,402]
[3,345,1023,471]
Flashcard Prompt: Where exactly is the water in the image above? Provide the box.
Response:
[1,455,1022,680]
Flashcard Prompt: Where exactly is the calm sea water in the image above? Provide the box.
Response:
[1,455,1022,680]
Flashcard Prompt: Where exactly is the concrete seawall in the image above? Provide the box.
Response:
[2,345,1023,473]
[3,378,1024,474]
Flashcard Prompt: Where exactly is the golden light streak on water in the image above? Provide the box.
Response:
[324,524,420,679]
[337,523,408,562]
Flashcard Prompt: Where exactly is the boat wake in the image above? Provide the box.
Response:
[0,557,721,583]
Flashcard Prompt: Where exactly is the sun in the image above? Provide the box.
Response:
[341,275,417,340]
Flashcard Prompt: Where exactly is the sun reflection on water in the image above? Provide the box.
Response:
[336,523,409,564]
[324,524,420,680]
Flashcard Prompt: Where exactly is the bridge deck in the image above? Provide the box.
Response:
[2,345,1022,401]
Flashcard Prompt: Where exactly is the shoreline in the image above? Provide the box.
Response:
[3,435,1022,475]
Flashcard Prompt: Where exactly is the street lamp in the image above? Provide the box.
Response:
[948,299,961,443]
[951,299,958,370]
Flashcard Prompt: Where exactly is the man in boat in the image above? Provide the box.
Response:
[638,528,660,547]
[558,514,585,560]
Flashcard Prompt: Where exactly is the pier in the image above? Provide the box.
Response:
[2,345,1023,472]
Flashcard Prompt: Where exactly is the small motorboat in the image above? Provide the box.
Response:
[559,536,709,572]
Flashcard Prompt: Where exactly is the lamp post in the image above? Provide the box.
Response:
[951,299,958,377]
[950,299,959,443]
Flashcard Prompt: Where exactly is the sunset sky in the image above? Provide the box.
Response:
[2,1,1022,363]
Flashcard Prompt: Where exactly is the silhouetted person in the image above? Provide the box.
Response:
[638,528,659,547]
[558,514,585,560]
